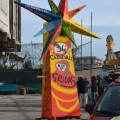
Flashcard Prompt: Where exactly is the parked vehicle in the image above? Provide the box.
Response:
[85,78,120,120]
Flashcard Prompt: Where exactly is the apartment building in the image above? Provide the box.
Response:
[74,56,103,70]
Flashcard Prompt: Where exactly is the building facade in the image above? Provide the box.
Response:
[0,0,21,52]
[74,56,103,70]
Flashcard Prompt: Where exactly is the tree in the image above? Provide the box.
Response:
[23,59,32,69]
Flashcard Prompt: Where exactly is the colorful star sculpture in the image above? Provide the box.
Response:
[14,0,100,60]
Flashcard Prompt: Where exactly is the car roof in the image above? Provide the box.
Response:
[109,81,120,86]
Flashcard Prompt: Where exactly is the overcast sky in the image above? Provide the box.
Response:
[21,0,120,60]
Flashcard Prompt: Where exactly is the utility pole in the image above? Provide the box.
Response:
[31,40,34,68]
[81,19,83,72]
[90,12,93,80]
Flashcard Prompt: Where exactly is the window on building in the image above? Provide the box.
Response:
[84,59,87,69]
[91,59,94,64]
[77,65,81,70]
[91,59,94,68]
[76,60,80,65]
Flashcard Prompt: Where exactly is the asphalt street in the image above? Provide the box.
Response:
[0,94,89,120]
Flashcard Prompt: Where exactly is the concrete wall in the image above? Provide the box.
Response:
[75,67,103,84]
[0,0,21,52]
[0,0,9,33]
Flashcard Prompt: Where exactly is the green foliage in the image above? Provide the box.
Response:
[9,53,24,62]
[0,64,8,69]
[23,60,32,69]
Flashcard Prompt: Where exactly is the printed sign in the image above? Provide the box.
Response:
[54,42,68,54]
[14,1,60,22]
[50,36,80,117]
[67,5,86,19]
[48,0,62,17]
[42,36,80,119]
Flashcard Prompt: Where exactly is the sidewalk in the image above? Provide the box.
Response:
[0,94,89,120]
[81,108,90,120]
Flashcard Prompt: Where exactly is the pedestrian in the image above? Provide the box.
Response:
[77,76,89,108]
[91,76,98,105]
[97,75,101,97]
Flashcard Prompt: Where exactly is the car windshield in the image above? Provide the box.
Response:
[95,85,120,116]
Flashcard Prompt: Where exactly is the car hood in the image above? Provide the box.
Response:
[96,117,111,120]
[89,116,112,120]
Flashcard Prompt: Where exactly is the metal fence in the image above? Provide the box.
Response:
[0,70,42,85]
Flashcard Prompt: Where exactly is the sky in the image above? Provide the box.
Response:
[21,0,120,60]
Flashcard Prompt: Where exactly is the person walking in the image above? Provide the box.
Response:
[91,76,98,105]
[77,76,89,108]
[97,75,101,97]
